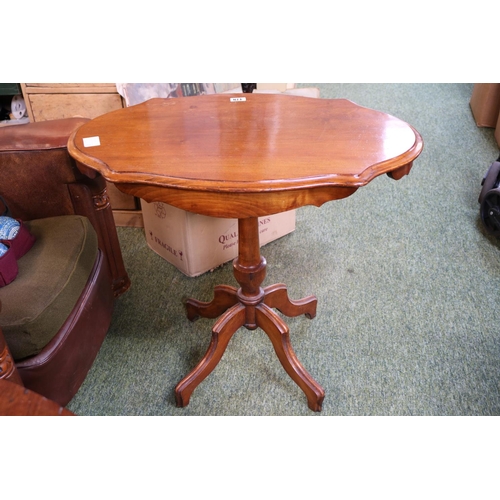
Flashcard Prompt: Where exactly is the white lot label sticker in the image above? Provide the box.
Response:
[230,97,246,102]
[83,136,101,147]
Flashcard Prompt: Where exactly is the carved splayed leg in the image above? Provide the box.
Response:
[255,304,324,411]
[263,283,317,319]
[175,304,245,407]
[185,285,238,321]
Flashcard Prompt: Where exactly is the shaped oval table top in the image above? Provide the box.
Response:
[68,94,423,218]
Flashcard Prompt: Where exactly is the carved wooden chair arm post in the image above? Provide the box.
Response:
[0,316,22,385]
[67,171,130,296]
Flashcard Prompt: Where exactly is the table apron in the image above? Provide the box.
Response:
[113,183,359,218]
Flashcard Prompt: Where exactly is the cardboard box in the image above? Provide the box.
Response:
[496,111,500,148]
[107,182,138,210]
[253,87,320,98]
[470,83,500,127]
[140,200,296,277]
[256,83,295,92]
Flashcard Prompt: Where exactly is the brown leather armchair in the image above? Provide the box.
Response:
[0,117,130,406]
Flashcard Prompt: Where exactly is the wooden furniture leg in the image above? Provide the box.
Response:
[185,285,238,321]
[0,325,22,386]
[255,304,324,411]
[175,304,246,407]
[263,283,317,319]
[176,217,325,411]
[0,379,74,416]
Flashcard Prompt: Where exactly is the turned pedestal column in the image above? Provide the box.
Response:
[176,217,324,411]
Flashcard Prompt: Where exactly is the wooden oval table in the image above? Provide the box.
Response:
[68,93,423,412]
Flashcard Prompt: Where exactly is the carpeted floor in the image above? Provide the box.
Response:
[67,83,500,416]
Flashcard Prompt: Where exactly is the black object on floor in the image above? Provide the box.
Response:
[479,154,500,236]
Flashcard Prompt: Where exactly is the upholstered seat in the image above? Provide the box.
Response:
[0,216,98,360]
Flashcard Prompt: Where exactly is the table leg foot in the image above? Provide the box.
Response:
[263,283,317,319]
[185,285,238,321]
[175,304,246,407]
[256,304,325,412]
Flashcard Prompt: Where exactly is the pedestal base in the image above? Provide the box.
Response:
[175,218,325,412]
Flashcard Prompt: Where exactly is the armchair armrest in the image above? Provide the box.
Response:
[0,118,130,296]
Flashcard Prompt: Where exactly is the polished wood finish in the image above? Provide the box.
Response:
[0,379,74,416]
[180,218,323,411]
[0,326,22,386]
[68,94,422,218]
[68,94,423,411]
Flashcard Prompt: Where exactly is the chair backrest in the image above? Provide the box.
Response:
[0,118,130,297]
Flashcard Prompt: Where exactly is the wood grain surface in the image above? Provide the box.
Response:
[69,94,423,218]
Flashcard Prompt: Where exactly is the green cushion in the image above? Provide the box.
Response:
[0,215,98,360]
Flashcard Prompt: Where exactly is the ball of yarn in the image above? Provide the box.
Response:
[0,216,20,240]
[0,242,8,257]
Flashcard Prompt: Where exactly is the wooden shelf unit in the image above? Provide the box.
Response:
[21,84,123,122]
